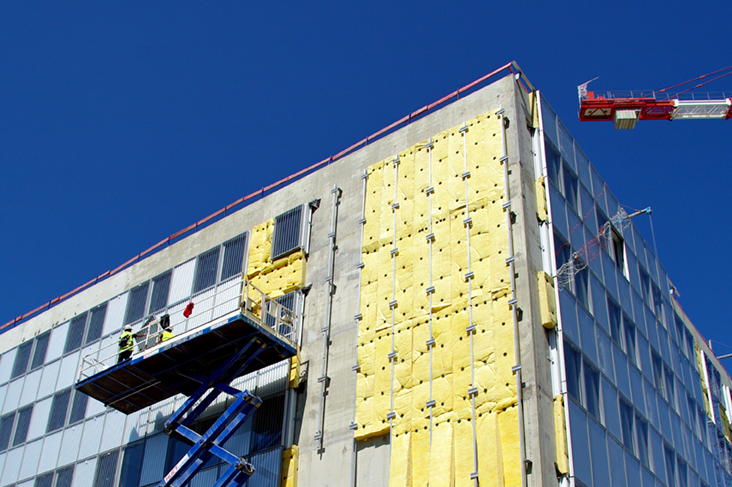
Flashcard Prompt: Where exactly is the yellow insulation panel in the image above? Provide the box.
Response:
[280,445,298,487]
[289,354,301,389]
[536,176,548,222]
[538,271,557,329]
[554,394,569,475]
[356,111,520,485]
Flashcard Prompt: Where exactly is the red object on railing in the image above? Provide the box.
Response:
[183,302,195,319]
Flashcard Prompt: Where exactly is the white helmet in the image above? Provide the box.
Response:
[124,325,132,331]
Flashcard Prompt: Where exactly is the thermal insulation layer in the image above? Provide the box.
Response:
[280,445,298,487]
[355,110,520,485]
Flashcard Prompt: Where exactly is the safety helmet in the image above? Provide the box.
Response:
[124,324,132,331]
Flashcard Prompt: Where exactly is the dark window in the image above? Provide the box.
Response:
[31,332,50,370]
[619,399,634,452]
[564,343,582,401]
[0,412,15,451]
[611,229,625,274]
[65,313,88,354]
[624,318,637,365]
[119,442,145,487]
[665,443,677,487]
[563,165,579,214]
[639,269,652,307]
[94,449,120,487]
[677,456,688,487]
[608,300,623,347]
[125,283,150,325]
[12,406,31,446]
[149,271,172,314]
[85,304,107,345]
[652,284,663,321]
[271,206,303,260]
[583,361,600,420]
[221,234,247,281]
[665,366,676,409]
[11,341,32,379]
[164,435,190,473]
[636,415,649,467]
[193,248,221,294]
[34,472,53,487]
[47,389,71,433]
[545,139,562,191]
[251,393,285,452]
[69,390,88,424]
[55,465,75,487]
[652,352,664,396]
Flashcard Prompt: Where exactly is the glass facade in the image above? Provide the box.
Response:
[0,231,295,487]
[542,95,731,487]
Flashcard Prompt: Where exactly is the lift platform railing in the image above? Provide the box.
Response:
[582,90,732,103]
[78,277,300,382]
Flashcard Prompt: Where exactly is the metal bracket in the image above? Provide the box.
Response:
[425,187,435,195]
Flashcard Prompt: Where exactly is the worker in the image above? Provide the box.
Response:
[159,324,175,344]
[118,325,141,363]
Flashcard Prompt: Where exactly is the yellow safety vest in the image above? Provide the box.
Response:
[119,331,134,353]
[161,331,175,342]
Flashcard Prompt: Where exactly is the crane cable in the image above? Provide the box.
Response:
[657,65,732,94]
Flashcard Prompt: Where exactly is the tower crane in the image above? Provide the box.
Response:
[578,66,732,129]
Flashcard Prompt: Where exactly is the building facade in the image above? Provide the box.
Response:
[0,64,730,487]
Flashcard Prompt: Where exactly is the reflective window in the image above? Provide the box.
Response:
[0,412,15,451]
[31,332,50,370]
[85,304,107,345]
[34,472,53,487]
[149,271,172,314]
[125,282,150,325]
[55,465,75,487]
[69,390,88,424]
[272,205,304,260]
[47,389,71,433]
[564,165,579,215]
[624,318,637,366]
[94,449,120,487]
[564,343,582,401]
[251,392,285,452]
[193,248,221,294]
[12,405,32,446]
[636,415,650,468]
[119,442,145,487]
[619,398,634,452]
[65,312,88,354]
[608,299,623,348]
[584,361,601,420]
[665,442,677,487]
[221,234,248,282]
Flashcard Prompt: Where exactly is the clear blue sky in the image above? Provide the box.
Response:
[1,2,730,353]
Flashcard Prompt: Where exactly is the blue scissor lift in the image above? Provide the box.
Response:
[75,296,299,487]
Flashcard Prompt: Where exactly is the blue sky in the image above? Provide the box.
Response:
[1,2,730,354]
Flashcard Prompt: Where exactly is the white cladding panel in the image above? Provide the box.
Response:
[57,352,80,390]
[57,423,83,467]
[0,349,17,385]
[104,293,128,336]
[139,433,168,486]
[3,378,23,413]
[19,369,41,407]
[71,456,97,487]
[46,323,68,363]
[1,446,24,485]
[37,360,60,399]
[78,415,104,460]
[27,397,52,442]
[100,410,125,452]
[169,259,196,305]
[37,432,62,473]
[18,438,42,481]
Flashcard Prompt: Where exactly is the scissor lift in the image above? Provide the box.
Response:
[75,281,299,487]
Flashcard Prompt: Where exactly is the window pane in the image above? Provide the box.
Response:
[271,206,303,259]
[13,406,32,446]
[55,465,75,487]
[34,472,53,487]
[584,361,601,420]
[608,300,623,347]
[636,415,649,468]
[665,443,677,487]
[85,304,107,345]
[164,436,190,473]
[119,442,145,487]
[619,399,634,452]
[149,272,172,314]
[0,412,15,451]
[69,391,88,425]
[65,313,88,354]
[193,248,220,294]
[47,389,71,433]
[624,318,637,365]
[94,449,120,487]
[31,332,50,370]
[11,342,32,379]
[564,343,582,401]
[221,234,247,281]
[251,393,284,452]
[125,282,150,325]
[564,166,579,214]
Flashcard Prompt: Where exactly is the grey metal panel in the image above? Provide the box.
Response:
[0,454,5,485]
[189,465,219,487]
[16,480,33,487]
[0,349,17,386]
[3,379,23,414]
[57,423,83,467]
[256,360,288,398]
[139,433,168,486]
[19,370,41,408]
[213,276,242,319]
[0,386,7,416]
[71,456,97,487]
[104,293,128,337]
[37,360,60,400]
[27,397,51,442]
[57,352,80,391]
[46,322,69,363]
[169,259,195,305]
[78,416,104,460]
[86,398,106,420]
[1,446,24,485]
[18,438,42,481]
[247,447,282,487]
[122,409,147,445]
[99,410,125,453]
[145,398,176,436]
[37,432,62,473]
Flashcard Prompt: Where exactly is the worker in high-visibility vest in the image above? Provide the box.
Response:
[118,325,141,363]
[159,324,175,344]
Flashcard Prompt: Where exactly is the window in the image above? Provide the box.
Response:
[94,449,120,487]
[85,304,107,345]
[665,443,677,487]
[0,412,16,451]
[545,139,562,191]
[652,284,663,321]
[251,392,285,452]
[55,465,75,487]
[271,205,304,260]
[624,318,637,365]
[636,415,650,467]
[12,406,31,446]
[639,268,652,308]
[583,361,601,420]
[619,398,634,452]
[31,332,50,370]
[125,282,150,325]
[65,312,88,354]
[221,234,247,281]
[11,341,32,379]
[564,343,582,401]
[608,299,623,347]
[564,165,579,214]
[193,248,221,294]
[69,390,88,424]
[652,352,664,396]
[574,265,590,310]
[119,442,145,487]
[665,366,676,409]
[677,456,688,487]
[34,472,53,487]
[47,389,71,433]
[610,229,626,276]
[149,271,172,314]
[164,435,190,473]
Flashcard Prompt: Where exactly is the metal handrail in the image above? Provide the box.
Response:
[584,90,732,102]
[77,277,300,381]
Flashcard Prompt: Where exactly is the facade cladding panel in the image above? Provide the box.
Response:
[0,67,728,487]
